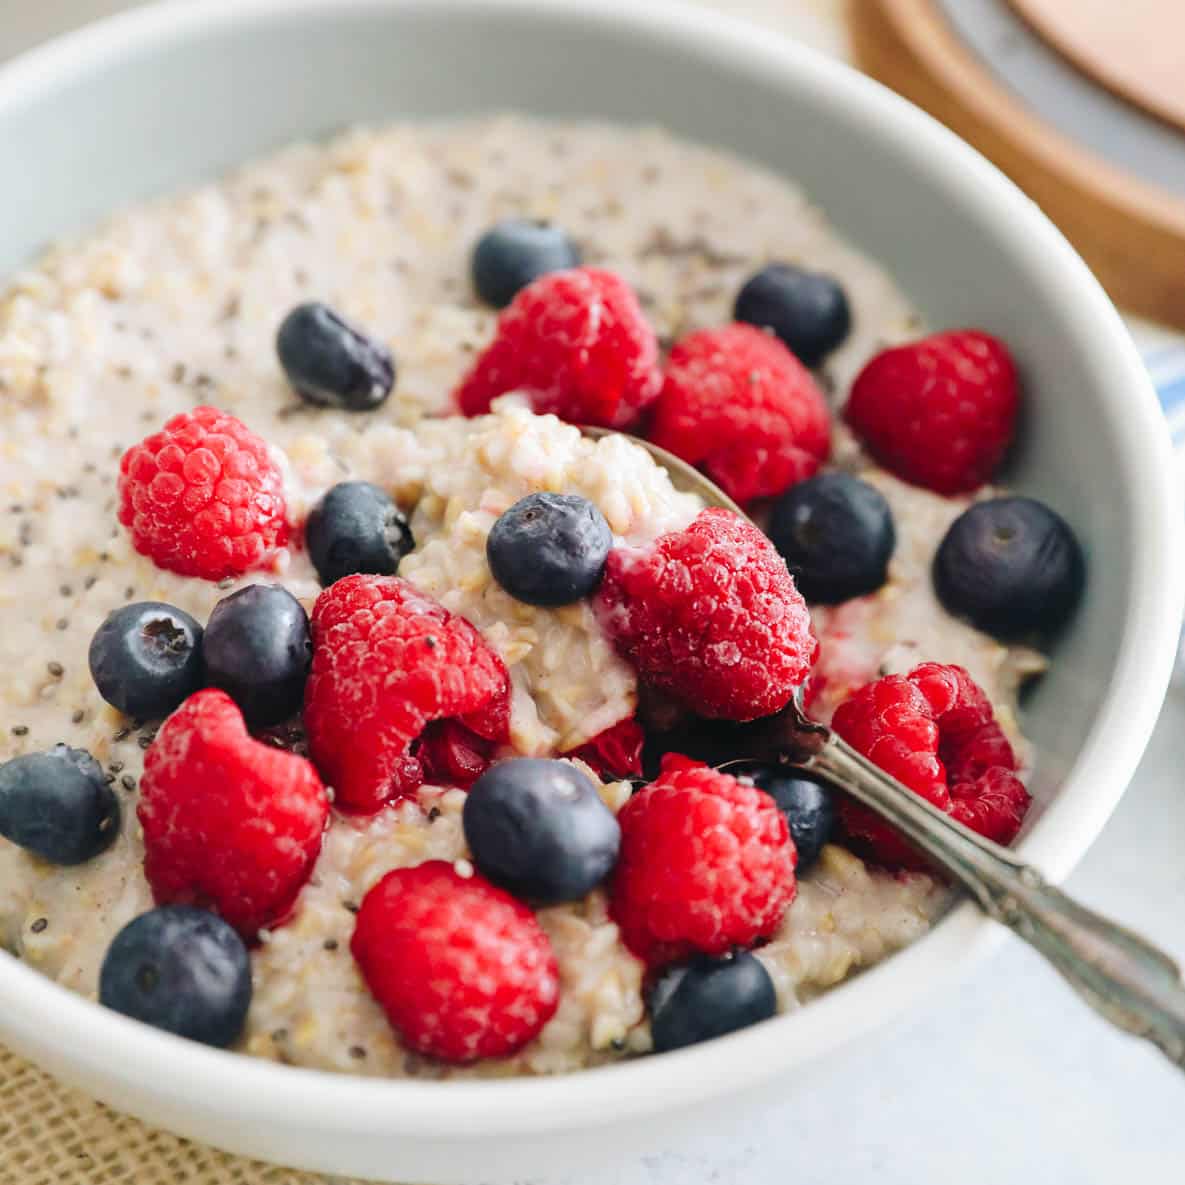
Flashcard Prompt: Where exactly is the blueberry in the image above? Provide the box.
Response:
[305,481,414,587]
[648,952,777,1053]
[463,758,620,904]
[99,905,251,1047]
[486,493,612,607]
[734,263,851,367]
[88,602,204,719]
[750,770,835,871]
[203,585,311,727]
[767,472,895,604]
[0,745,119,865]
[471,219,580,308]
[276,302,394,411]
[933,496,1085,638]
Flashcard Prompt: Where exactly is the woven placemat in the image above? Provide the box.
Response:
[0,1043,372,1185]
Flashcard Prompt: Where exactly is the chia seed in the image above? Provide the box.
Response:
[47,662,64,678]
[11,725,28,737]
[29,918,48,934]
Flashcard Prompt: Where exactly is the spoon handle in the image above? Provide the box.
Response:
[808,733,1185,1069]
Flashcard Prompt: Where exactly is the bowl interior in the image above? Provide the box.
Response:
[0,0,1177,1158]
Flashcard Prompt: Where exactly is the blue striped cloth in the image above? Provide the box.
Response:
[1145,341,1185,448]
[1136,330,1185,676]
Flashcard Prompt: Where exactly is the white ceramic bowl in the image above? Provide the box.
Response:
[0,1,1180,1181]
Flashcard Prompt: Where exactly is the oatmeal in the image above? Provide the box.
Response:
[0,116,1060,1076]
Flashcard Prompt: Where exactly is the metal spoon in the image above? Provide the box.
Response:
[585,427,1185,1070]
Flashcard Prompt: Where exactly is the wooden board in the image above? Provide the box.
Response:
[1008,0,1185,133]
[850,0,1185,329]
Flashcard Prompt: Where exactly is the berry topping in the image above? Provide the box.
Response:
[0,745,120,865]
[351,861,559,1063]
[463,758,621,905]
[303,575,510,811]
[749,770,836,872]
[276,302,395,412]
[305,480,414,588]
[831,662,1030,867]
[648,952,777,1053]
[88,601,204,720]
[203,585,312,727]
[649,323,831,506]
[845,330,1019,494]
[766,472,895,604]
[99,905,251,1048]
[610,755,796,967]
[471,218,581,308]
[597,508,817,720]
[455,267,661,428]
[734,263,851,368]
[117,406,288,581]
[933,496,1085,638]
[139,690,328,938]
[486,492,612,607]
[564,715,645,780]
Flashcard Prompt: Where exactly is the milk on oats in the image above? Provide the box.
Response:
[1,116,1032,1076]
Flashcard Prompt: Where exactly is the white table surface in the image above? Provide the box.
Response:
[3,3,1183,1183]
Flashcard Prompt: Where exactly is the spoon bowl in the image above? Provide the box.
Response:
[587,424,1185,1071]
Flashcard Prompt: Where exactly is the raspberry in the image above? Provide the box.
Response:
[564,716,645,780]
[455,267,661,428]
[596,508,817,720]
[118,406,289,581]
[138,690,328,938]
[650,324,831,505]
[303,575,510,812]
[844,330,1018,494]
[610,755,796,967]
[831,662,1030,867]
[351,861,559,1063]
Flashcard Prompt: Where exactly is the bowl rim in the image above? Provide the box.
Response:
[0,0,1181,1140]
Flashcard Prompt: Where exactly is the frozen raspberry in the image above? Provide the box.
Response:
[650,324,831,505]
[610,755,796,967]
[454,267,661,428]
[564,716,645,780]
[596,508,816,720]
[139,690,328,938]
[351,860,559,1063]
[303,575,510,812]
[117,406,289,581]
[845,330,1018,494]
[832,661,1030,867]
